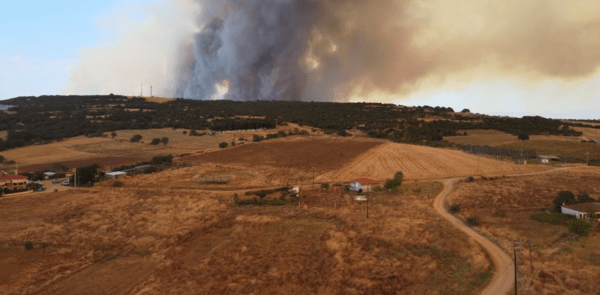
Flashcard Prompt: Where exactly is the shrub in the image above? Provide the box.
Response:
[143,166,157,174]
[468,176,474,182]
[466,216,480,226]
[577,193,595,203]
[321,183,330,190]
[338,129,348,137]
[553,190,576,212]
[449,205,461,214]
[568,218,593,237]
[461,109,470,113]
[150,138,161,145]
[252,135,262,142]
[130,134,143,142]
[183,130,187,135]
[110,131,117,138]
[518,133,530,141]
[219,142,229,149]
[112,181,124,187]
[161,137,169,145]
[24,241,34,251]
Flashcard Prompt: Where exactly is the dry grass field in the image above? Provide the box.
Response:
[319,142,548,182]
[446,167,600,295]
[444,130,519,146]
[0,177,495,294]
[572,126,600,142]
[497,140,600,161]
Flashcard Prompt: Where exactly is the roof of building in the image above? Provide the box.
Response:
[353,178,380,185]
[538,155,560,160]
[0,174,27,181]
[106,171,127,176]
[562,202,600,213]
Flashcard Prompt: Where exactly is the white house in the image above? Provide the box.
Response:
[561,202,600,219]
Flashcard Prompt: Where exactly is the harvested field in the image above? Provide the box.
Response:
[319,142,548,182]
[497,139,600,161]
[444,129,518,146]
[446,167,600,295]
[180,137,384,173]
[0,179,492,294]
[572,126,600,142]
[0,137,107,166]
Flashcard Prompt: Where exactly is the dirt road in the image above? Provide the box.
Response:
[433,167,581,294]
[434,179,514,295]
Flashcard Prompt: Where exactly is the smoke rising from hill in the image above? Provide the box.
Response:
[64,0,600,102]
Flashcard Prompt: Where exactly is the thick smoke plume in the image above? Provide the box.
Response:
[65,0,600,102]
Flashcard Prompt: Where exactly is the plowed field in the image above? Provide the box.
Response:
[319,143,548,182]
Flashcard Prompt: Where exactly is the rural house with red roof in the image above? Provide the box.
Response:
[351,178,380,193]
[0,173,28,192]
[561,202,600,220]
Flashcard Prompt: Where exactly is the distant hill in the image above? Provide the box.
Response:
[0,94,595,152]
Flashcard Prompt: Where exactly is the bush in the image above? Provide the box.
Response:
[183,130,187,135]
[468,176,474,182]
[219,142,229,149]
[150,138,161,145]
[152,154,173,164]
[112,181,124,187]
[466,216,480,226]
[252,135,262,142]
[161,137,169,145]
[568,218,593,237]
[321,183,330,190]
[130,134,143,142]
[143,166,157,174]
[24,241,34,251]
[553,190,576,212]
[577,193,595,203]
[449,205,461,214]
[518,133,530,141]
[110,131,117,138]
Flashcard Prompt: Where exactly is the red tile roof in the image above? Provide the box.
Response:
[563,202,600,213]
[0,174,27,181]
[353,178,379,185]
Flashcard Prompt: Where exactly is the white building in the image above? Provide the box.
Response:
[561,202,600,219]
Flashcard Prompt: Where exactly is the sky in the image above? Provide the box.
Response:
[1,0,600,120]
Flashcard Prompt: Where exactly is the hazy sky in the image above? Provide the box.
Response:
[2,0,600,119]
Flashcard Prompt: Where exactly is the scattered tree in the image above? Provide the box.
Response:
[577,192,595,203]
[553,190,576,212]
[150,138,161,145]
[461,109,470,113]
[161,137,169,145]
[130,134,143,142]
[449,205,461,214]
[110,131,117,138]
[112,181,124,187]
[321,183,330,190]
[518,133,530,141]
[338,129,348,137]
[0,155,5,163]
[219,142,229,149]
[183,130,187,135]
[24,241,34,251]
[466,216,480,226]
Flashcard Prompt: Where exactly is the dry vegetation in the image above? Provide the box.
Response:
[0,177,494,294]
[444,129,519,146]
[319,142,548,182]
[446,167,600,295]
[497,140,600,161]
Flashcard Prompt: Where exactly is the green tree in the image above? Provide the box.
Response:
[0,155,5,163]
[393,171,404,187]
[219,142,229,149]
[110,131,117,138]
[568,218,593,237]
[577,193,594,203]
[553,190,576,212]
[130,134,142,142]
[150,138,161,145]
[161,137,169,145]
[518,133,529,141]
[321,183,330,190]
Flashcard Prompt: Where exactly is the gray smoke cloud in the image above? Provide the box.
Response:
[65,0,600,103]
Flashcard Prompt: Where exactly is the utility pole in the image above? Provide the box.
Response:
[586,151,590,166]
[140,83,143,96]
[528,240,533,273]
[311,164,316,189]
[512,241,521,295]
[150,85,152,97]
[366,189,369,218]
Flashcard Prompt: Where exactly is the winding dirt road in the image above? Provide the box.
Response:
[434,179,513,295]
[433,167,579,294]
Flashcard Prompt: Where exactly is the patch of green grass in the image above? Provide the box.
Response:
[531,212,574,226]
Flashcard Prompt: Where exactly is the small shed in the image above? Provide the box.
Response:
[561,202,600,219]
[538,155,559,164]
[352,178,380,193]
[106,171,127,179]
[43,172,56,180]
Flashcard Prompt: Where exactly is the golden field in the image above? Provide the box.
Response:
[446,167,600,295]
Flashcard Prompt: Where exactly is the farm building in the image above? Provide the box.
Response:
[538,155,559,164]
[0,173,28,191]
[105,171,127,179]
[561,202,600,219]
[351,178,380,193]
[43,172,56,179]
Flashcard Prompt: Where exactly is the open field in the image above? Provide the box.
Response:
[444,130,519,146]
[572,126,600,142]
[446,167,600,295]
[319,142,549,182]
[0,176,494,294]
[496,139,600,161]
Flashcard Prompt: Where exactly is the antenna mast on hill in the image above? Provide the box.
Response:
[140,83,143,97]
[151,85,153,97]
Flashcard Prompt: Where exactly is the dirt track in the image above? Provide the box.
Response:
[434,167,577,295]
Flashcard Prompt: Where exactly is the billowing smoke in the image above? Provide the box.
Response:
[64,0,600,102]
